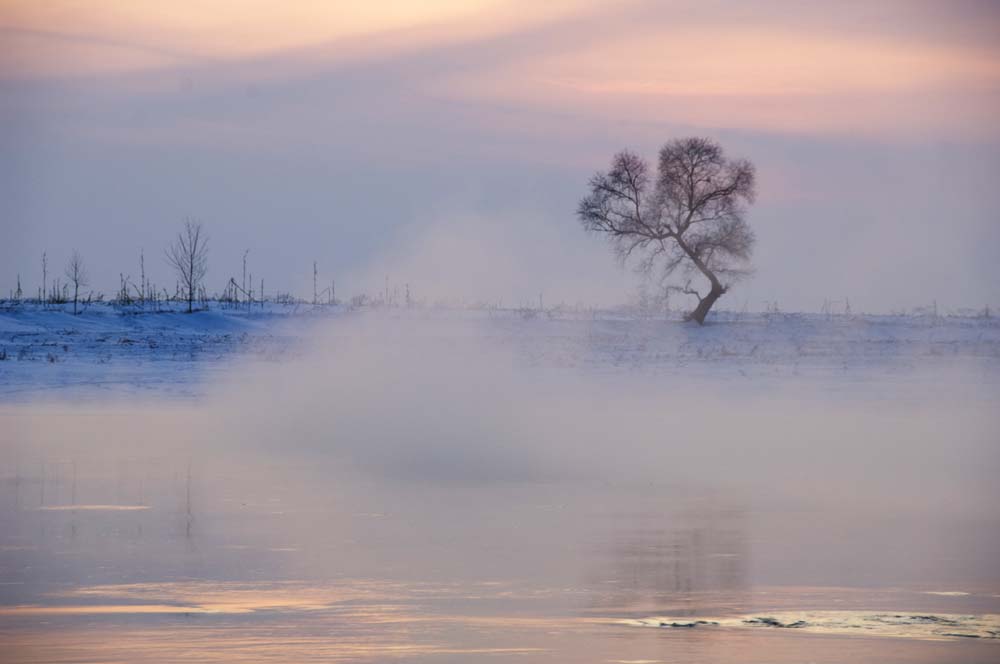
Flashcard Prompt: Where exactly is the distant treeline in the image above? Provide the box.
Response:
[2,220,353,314]
[2,221,995,319]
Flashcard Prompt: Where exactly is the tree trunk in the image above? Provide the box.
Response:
[188,288,193,314]
[73,285,78,315]
[686,284,724,325]
[674,236,726,325]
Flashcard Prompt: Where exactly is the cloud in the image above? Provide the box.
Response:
[0,0,603,77]
[1,0,998,311]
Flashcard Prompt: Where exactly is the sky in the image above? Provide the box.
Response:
[1,0,999,312]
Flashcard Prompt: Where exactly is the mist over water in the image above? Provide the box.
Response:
[3,313,998,604]
[2,313,1000,662]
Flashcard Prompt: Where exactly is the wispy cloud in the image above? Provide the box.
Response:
[1,1,997,310]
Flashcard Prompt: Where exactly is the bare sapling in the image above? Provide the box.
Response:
[165,219,209,313]
[64,250,89,315]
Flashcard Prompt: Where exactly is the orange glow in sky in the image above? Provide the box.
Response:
[2,1,998,138]
[0,1,591,75]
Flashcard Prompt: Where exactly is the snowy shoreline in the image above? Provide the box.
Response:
[2,303,999,400]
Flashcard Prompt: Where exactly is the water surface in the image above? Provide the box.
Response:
[2,314,998,661]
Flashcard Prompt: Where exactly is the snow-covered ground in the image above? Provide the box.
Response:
[2,302,998,399]
[0,303,324,399]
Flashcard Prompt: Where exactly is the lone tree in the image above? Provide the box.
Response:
[578,137,756,324]
[166,219,208,313]
[64,250,89,315]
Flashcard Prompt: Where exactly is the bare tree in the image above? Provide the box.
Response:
[64,250,89,315]
[165,219,209,313]
[578,137,756,324]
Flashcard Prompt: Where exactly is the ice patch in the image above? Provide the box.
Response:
[624,611,1000,641]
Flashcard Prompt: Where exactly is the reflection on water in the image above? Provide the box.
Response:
[2,581,998,663]
[1,318,999,662]
[2,421,998,662]
[590,503,748,615]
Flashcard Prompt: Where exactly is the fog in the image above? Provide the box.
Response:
[3,315,998,602]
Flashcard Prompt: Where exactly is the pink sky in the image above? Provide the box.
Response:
[1,1,998,311]
[4,1,998,136]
